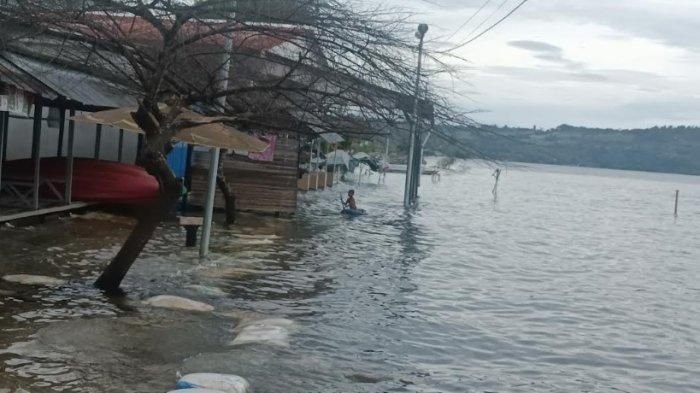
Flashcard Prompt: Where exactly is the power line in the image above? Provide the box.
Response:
[443,0,531,52]
[463,0,510,42]
[445,0,493,42]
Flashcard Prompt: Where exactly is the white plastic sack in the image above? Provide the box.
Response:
[229,318,297,348]
[176,373,250,393]
[2,274,66,287]
[168,389,225,393]
[143,295,214,312]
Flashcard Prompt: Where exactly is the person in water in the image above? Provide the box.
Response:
[492,168,502,198]
[344,189,357,210]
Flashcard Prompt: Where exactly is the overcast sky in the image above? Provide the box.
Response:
[384,0,700,129]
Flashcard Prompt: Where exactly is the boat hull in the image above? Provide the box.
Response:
[2,158,160,204]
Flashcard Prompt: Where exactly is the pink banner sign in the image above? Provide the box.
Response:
[248,134,277,162]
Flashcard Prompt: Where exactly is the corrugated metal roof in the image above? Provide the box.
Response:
[0,54,57,99]
[0,52,136,108]
[318,132,344,144]
[78,15,307,52]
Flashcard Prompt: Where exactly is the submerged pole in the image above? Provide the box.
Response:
[1,112,8,163]
[416,130,432,195]
[31,101,43,210]
[674,190,679,217]
[358,162,362,185]
[307,137,313,190]
[199,1,237,258]
[201,4,235,257]
[117,129,124,162]
[404,23,428,208]
[411,131,422,202]
[385,136,390,160]
[94,124,102,159]
[0,111,6,194]
[331,143,337,186]
[65,109,76,204]
[315,138,320,189]
[56,109,65,157]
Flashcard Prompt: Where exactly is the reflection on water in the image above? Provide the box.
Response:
[1,162,700,392]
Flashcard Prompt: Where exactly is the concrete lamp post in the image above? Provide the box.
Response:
[403,23,428,208]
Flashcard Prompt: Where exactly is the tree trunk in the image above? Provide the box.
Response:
[94,150,181,294]
[216,155,236,225]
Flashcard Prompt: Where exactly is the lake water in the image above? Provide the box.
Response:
[1,162,699,392]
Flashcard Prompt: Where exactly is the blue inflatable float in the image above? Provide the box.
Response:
[341,208,366,216]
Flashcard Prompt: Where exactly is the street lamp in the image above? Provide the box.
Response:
[403,23,428,208]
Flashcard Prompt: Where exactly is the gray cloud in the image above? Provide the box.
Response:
[503,39,666,89]
[479,65,664,90]
[524,2,700,52]
[407,0,700,53]
[508,40,583,69]
[380,0,700,127]
[479,66,605,84]
[508,40,562,53]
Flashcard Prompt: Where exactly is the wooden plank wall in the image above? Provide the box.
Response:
[188,133,299,215]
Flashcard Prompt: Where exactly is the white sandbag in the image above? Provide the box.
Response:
[232,325,289,347]
[175,373,250,393]
[2,274,66,287]
[238,318,296,329]
[143,295,214,312]
[167,389,225,393]
[230,318,297,347]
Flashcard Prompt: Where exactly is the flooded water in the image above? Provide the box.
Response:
[1,162,700,392]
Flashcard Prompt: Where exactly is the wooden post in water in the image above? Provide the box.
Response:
[674,190,679,217]
[117,129,124,162]
[94,124,102,159]
[56,109,65,157]
[65,109,76,204]
[31,101,43,210]
[0,111,6,194]
[315,139,320,190]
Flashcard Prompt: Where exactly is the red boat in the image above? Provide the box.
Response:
[2,158,160,204]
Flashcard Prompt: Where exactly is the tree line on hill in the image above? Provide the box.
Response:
[421,124,700,176]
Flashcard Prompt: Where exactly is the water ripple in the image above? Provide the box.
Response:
[1,163,699,392]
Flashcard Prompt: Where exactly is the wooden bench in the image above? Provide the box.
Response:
[179,216,204,247]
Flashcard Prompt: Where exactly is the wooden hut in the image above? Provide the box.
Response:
[188,133,299,215]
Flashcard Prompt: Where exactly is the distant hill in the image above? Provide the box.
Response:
[423,124,700,176]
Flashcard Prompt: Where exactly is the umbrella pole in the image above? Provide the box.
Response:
[201,7,233,258]
[200,147,220,258]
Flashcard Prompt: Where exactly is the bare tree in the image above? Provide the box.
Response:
[0,0,475,293]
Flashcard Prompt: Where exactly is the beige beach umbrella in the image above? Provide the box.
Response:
[70,106,268,153]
